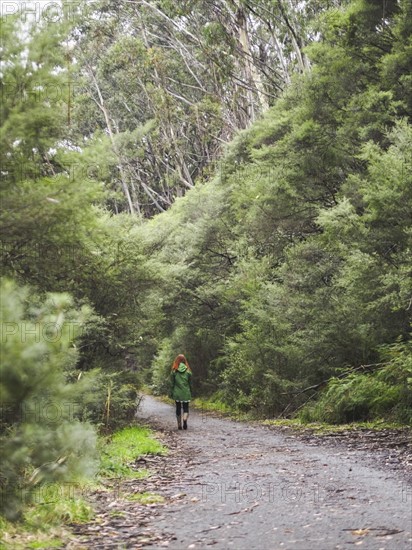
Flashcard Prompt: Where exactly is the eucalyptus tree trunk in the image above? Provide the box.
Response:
[277,0,310,72]
[235,4,270,120]
[88,67,137,216]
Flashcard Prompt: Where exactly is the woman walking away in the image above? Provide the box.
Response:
[170,354,192,430]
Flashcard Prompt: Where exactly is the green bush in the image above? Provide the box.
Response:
[220,348,299,417]
[150,338,176,395]
[299,342,412,424]
[72,368,141,432]
[0,280,97,520]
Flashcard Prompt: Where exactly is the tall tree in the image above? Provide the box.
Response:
[69,0,339,215]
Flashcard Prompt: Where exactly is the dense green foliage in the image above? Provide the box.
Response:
[0,280,97,520]
[0,426,165,547]
[143,0,412,421]
[0,14,143,519]
[0,14,145,421]
[300,342,412,423]
[1,0,411,525]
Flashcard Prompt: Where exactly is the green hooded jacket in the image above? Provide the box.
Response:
[170,363,192,401]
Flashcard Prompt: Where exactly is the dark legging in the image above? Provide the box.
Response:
[175,401,189,416]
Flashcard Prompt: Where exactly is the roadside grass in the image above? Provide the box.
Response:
[0,496,92,550]
[261,418,408,434]
[193,396,407,435]
[0,426,168,549]
[192,397,250,421]
[99,426,167,479]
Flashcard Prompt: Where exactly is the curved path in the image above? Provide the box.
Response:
[133,395,411,550]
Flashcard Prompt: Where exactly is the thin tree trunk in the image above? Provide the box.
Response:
[277,0,310,72]
[268,23,291,85]
[235,5,269,117]
[88,67,136,215]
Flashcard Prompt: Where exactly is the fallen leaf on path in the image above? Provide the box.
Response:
[170,493,186,499]
[352,529,369,536]
[200,525,221,533]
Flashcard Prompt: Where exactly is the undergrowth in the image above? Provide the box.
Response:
[299,342,412,424]
[99,426,167,478]
[0,426,168,549]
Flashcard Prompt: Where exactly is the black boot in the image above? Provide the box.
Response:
[177,415,182,430]
[183,413,188,430]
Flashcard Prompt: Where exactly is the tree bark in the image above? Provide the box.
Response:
[88,67,136,215]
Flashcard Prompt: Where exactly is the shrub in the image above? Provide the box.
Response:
[0,280,97,520]
[299,341,412,424]
[72,368,141,432]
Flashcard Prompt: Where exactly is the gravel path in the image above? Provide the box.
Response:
[131,395,412,550]
[71,395,411,549]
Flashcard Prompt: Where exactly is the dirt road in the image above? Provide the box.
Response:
[72,395,411,549]
[130,395,411,549]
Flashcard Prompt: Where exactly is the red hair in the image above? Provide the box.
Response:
[172,354,191,371]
